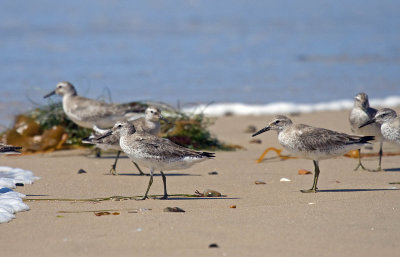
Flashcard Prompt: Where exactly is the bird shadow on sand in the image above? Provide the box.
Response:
[161,196,240,200]
[318,188,399,193]
[87,155,129,160]
[382,167,400,172]
[114,173,201,177]
[25,194,51,197]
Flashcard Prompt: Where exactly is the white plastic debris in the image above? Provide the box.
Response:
[0,166,39,223]
[280,178,291,182]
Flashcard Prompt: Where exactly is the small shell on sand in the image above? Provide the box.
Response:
[195,189,222,197]
[298,169,312,175]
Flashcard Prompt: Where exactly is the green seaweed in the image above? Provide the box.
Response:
[3,100,239,151]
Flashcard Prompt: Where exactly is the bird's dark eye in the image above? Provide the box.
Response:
[117,124,122,128]
[275,120,280,124]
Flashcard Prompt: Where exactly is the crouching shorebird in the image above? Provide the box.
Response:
[360,108,400,164]
[0,143,22,154]
[349,93,383,171]
[252,115,374,193]
[97,121,214,200]
[44,81,145,129]
[82,106,169,175]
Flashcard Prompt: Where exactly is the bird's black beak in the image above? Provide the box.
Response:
[359,118,376,129]
[252,126,270,137]
[44,90,56,98]
[160,115,171,124]
[95,130,113,140]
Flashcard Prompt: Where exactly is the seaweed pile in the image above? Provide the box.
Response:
[1,102,238,153]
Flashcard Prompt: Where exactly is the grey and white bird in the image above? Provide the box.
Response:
[253,115,374,193]
[97,121,214,200]
[0,143,22,154]
[44,81,145,129]
[360,108,400,150]
[349,93,383,171]
[83,106,168,175]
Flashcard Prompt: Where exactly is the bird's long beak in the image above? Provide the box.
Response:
[160,115,171,124]
[44,90,56,98]
[359,118,376,129]
[95,130,113,140]
[252,126,270,137]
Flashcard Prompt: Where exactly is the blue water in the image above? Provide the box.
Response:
[1,0,399,125]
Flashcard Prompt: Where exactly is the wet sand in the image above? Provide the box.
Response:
[1,109,400,257]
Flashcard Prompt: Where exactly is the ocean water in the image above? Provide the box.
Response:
[0,0,399,126]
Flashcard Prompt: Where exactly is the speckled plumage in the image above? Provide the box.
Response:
[82,106,165,175]
[83,106,163,150]
[349,93,382,140]
[349,93,383,170]
[99,121,214,199]
[253,115,374,192]
[44,81,145,129]
[363,108,400,145]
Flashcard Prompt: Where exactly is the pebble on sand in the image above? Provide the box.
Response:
[163,207,185,213]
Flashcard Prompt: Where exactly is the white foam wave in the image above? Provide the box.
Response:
[0,167,39,224]
[182,96,400,116]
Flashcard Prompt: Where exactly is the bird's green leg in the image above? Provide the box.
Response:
[133,162,146,176]
[160,171,168,199]
[301,160,320,193]
[141,169,154,200]
[109,151,121,175]
[353,149,367,171]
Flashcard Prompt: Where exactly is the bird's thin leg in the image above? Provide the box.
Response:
[377,141,383,171]
[160,171,168,199]
[133,162,146,176]
[301,160,320,193]
[109,151,121,175]
[353,149,367,171]
[141,168,154,200]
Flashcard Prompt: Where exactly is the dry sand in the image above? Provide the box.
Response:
[1,109,400,257]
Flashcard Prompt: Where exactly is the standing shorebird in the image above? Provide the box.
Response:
[97,122,214,200]
[360,108,400,163]
[252,115,374,193]
[43,81,145,129]
[83,106,169,175]
[0,143,22,154]
[349,93,383,171]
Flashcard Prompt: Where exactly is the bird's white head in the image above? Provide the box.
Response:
[359,108,397,128]
[44,81,77,98]
[252,115,293,137]
[354,92,370,110]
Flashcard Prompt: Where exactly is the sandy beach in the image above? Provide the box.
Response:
[1,109,400,257]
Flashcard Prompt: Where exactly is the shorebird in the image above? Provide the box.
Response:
[0,143,22,154]
[97,121,214,200]
[360,108,400,150]
[43,81,145,129]
[349,93,383,171]
[252,115,374,193]
[83,106,169,175]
